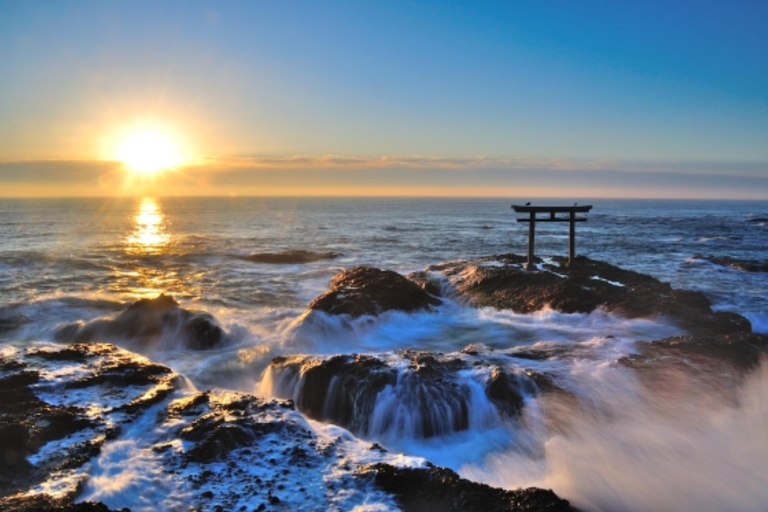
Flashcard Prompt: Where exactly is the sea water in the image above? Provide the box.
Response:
[1,196,767,511]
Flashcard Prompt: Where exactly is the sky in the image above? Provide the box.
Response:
[1,0,766,198]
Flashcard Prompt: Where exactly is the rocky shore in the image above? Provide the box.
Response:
[2,253,766,511]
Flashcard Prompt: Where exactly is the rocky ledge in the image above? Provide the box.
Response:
[430,254,750,336]
[0,343,177,511]
[361,463,576,512]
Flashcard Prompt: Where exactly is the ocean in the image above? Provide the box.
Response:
[1,196,767,511]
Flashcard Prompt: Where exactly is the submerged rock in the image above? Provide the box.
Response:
[361,463,577,512]
[694,254,768,273]
[309,266,442,317]
[436,255,751,336]
[55,294,226,350]
[240,249,341,264]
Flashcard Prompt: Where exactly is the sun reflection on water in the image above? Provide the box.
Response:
[127,197,169,254]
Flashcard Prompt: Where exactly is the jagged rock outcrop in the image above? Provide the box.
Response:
[434,254,751,336]
[55,294,226,350]
[0,343,178,508]
[622,331,768,371]
[308,266,442,317]
[361,463,578,512]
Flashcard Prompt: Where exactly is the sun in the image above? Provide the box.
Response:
[115,130,184,174]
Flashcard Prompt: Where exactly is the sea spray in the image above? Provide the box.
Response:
[462,358,768,512]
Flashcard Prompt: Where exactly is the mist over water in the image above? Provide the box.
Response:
[1,196,767,511]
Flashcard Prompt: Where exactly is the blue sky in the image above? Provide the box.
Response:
[1,0,766,197]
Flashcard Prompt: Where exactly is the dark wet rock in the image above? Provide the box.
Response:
[485,368,526,417]
[361,463,577,512]
[308,266,442,317]
[0,369,94,496]
[695,254,768,273]
[0,343,180,501]
[623,332,768,371]
[173,393,306,464]
[0,494,130,512]
[55,294,226,350]
[407,270,445,297]
[268,354,398,434]
[266,350,553,437]
[241,250,341,264]
[746,217,768,223]
[436,254,751,336]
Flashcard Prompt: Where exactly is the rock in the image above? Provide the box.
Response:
[695,255,768,273]
[0,343,179,502]
[265,350,553,438]
[0,495,130,512]
[623,332,768,371]
[0,369,93,496]
[267,354,398,434]
[174,393,306,464]
[241,250,341,264]
[308,267,442,317]
[55,294,226,350]
[437,255,752,336]
[361,463,577,512]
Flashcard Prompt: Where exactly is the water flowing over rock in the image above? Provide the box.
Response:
[308,266,442,317]
[55,294,226,350]
[434,254,751,336]
[263,350,554,440]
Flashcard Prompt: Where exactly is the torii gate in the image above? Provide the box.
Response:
[512,204,593,270]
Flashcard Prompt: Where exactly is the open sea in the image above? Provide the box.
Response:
[1,196,767,511]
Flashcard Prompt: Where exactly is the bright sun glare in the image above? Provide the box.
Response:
[116,130,184,174]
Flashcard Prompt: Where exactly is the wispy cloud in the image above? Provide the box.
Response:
[194,155,768,176]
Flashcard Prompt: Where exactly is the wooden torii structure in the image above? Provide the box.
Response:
[512,204,593,270]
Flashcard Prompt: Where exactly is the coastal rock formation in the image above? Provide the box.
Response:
[361,463,577,512]
[241,249,341,264]
[263,350,555,439]
[623,331,768,372]
[308,266,442,317]
[0,340,577,511]
[0,343,178,510]
[434,254,751,336]
[55,294,226,350]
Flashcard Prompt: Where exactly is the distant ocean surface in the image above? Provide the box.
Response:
[1,196,767,511]
[1,196,765,326]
